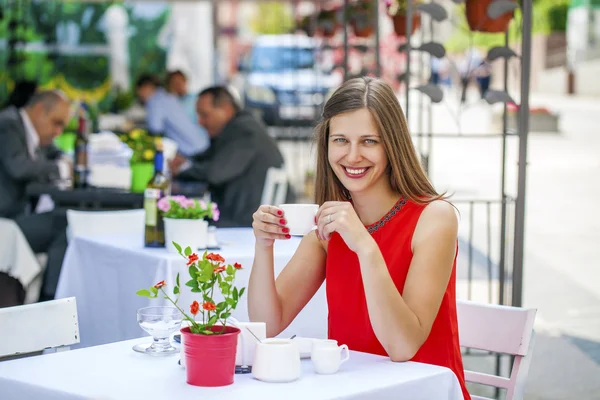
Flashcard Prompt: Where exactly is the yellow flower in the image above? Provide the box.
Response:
[143,149,155,161]
[130,129,144,140]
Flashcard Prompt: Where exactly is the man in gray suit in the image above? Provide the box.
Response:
[170,86,295,227]
[0,90,71,301]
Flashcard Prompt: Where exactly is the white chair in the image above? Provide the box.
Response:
[0,297,80,358]
[261,166,288,206]
[66,209,146,239]
[457,300,537,400]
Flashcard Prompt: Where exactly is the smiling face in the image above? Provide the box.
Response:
[327,107,391,197]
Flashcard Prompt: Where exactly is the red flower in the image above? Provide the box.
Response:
[190,300,200,316]
[154,280,166,289]
[233,262,242,270]
[214,266,226,274]
[206,253,225,263]
[187,253,199,266]
[202,301,216,311]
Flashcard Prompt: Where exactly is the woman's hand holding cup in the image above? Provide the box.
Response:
[252,205,291,247]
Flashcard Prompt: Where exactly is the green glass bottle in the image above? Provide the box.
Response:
[144,139,170,247]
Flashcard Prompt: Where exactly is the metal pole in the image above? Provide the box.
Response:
[343,0,349,81]
[404,0,413,122]
[499,30,509,307]
[512,0,533,308]
[374,0,381,77]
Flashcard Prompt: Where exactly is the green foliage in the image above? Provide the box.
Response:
[119,129,157,163]
[250,2,295,35]
[548,3,569,32]
[137,247,245,335]
[444,1,569,54]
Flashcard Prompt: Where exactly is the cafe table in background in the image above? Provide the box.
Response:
[55,228,327,348]
[0,337,465,400]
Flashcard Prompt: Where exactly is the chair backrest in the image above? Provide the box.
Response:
[457,300,537,400]
[66,209,146,238]
[0,297,80,357]
[261,166,288,206]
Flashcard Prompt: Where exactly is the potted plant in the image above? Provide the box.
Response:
[158,195,219,253]
[137,246,245,387]
[347,0,376,38]
[385,0,422,38]
[119,128,158,193]
[465,0,515,33]
[317,8,340,38]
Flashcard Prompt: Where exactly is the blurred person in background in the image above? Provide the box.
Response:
[0,90,72,301]
[135,74,209,157]
[170,86,295,227]
[166,69,197,125]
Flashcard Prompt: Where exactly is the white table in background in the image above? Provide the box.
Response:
[55,228,327,348]
[0,337,464,400]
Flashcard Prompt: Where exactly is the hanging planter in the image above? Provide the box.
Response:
[465,0,515,33]
[386,1,422,37]
[317,9,339,38]
[347,0,376,38]
[392,13,421,37]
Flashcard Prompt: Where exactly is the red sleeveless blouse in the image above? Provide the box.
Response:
[326,198,470,400]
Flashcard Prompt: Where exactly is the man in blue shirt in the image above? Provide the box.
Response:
[166,70,198,125]
[135,74,209,157]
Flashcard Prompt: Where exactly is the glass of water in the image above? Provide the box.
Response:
[133,306,183,356]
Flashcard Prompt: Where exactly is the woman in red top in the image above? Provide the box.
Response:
[248,77,470,400]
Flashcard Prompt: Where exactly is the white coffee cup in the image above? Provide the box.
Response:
[252,338,301,383]
[311,340,350,375]
[234,321,266,366]
[279,204,319,236]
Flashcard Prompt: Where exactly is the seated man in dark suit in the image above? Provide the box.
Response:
[170,86,295,227]
[0,90,72,301]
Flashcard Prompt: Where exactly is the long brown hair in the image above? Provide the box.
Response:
[314,76,445,205]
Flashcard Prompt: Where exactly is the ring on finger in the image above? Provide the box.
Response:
[327,214,332,224]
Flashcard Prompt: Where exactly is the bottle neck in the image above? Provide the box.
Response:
[154,151,164,173]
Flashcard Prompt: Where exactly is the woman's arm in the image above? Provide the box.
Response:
[358,200,458,361]
[248,230,327,338]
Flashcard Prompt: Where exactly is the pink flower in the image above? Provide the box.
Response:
[211,202,220,222]
[185,198,196,209]
[157,197,171,212]
[199,200,207,209]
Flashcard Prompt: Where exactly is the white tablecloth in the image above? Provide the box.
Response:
[0,218,43,303]
[0,337,464,400]
[55,228,328,348]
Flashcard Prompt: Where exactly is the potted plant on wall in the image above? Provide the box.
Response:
[385,0,422,38]
[119,128,158,193]
[317,8,340,38]
[158,195,219,253]
[465,0,515,33]
[347,0,376,38]
[137,246,244,387]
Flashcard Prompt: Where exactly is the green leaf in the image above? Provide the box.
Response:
[216,302,227,312]
[226,265,235,275]
[184,246,192,256]
[185,279,197,288]
[222,312,231,320]
[176,273,180,288]
[173,286,179,295]
[198,262,214,282]
[191,288,202,293]
[233,287,239,302]
[150,286,158,296]
[239,287,246,299]
[189,266,198,280]
[226,297,235,306]
[225,275,234,282]
[207,315,218,326]
[172,242,182,255]
[136,289,151,297]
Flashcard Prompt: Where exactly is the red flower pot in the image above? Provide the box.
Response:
[181,325,240,387]
[466,0,514,33]
[392,13,421,37]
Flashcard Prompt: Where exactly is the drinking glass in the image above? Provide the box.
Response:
[133,306,183,356]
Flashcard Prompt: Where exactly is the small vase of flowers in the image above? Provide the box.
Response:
[158,195,219,253]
